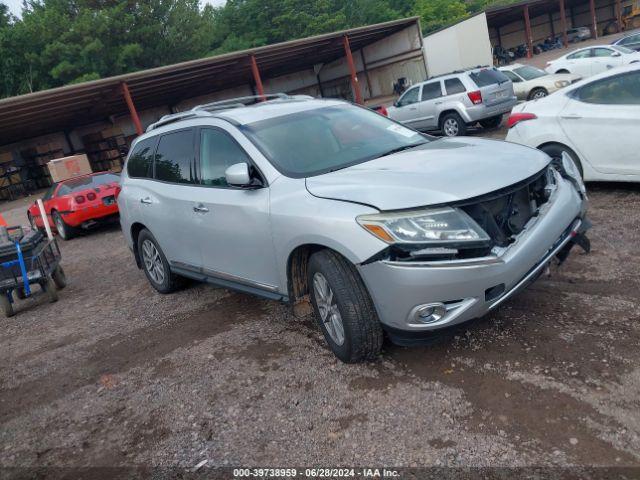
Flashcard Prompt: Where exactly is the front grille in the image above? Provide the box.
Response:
[460,167,553,248]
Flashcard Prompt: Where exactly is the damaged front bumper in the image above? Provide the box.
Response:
[357,175,590,345]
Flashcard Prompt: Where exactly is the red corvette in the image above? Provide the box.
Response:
[27,172,121,240]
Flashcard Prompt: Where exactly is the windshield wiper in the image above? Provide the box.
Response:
[377,142,427,158]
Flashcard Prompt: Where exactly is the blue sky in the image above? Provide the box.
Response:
[4,0,227,17]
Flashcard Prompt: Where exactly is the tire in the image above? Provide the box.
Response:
[440,112,466,137]
[540,143,584,178]
[528,87,548,100]
[52,210,75,241]
[479,115,502,129]
[307,249,383,363]
[52,266,67,289]
[137,229,183,294]
[42,277,58,303]
[1,294,15,317]
[556,69,570,74]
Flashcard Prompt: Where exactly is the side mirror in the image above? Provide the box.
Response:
[611,51,621,57]
[225,163,251,186]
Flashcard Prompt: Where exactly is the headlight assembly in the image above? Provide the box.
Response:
[554,80,570,88]
[357,207,490,244]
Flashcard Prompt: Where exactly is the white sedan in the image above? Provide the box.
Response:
[505,64,640,182]
[545,45,640,78]
[499,64,581,100]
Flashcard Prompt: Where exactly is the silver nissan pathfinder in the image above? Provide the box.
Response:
[118,94,590,363]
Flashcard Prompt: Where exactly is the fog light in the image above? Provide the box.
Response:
[415,303,446,324]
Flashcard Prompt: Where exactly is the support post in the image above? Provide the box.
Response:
[559,0,569,47]
[342,35,363,105]
[589,0,598,38]
[249,55,266,101]
[616,0,622,32]
[121,82,143,136]
[523,5,533,59]
[548,12,556,37]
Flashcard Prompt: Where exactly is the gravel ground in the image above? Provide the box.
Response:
[0,146,639,476]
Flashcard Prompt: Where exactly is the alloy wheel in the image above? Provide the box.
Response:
[532,90,547,99]
[312,272,345,346]
[141,239,165,285]
[443,118,459,136]
[54,214,66,239]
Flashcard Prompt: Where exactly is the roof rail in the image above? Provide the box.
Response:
[146,93,307,132]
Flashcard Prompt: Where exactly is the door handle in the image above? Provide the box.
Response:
[193,204,209,213]
[560,114,582,120]
[409,107,417,110]
[140,197,152,204]
[435,101,443,105]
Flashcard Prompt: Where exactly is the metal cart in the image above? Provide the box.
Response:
[0,227,66,317]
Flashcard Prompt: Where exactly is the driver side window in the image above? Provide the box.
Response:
[593,48,614,57]
[397,86,420,107]
[199,129,252,187]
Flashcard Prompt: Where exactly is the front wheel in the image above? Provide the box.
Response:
[307,250,383,363]
[0,293,14,317]
[440,112,466,137]
[528,87,548,100]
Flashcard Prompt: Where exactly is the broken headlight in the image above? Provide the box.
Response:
[561,152,586,195]
[357,207,490,244]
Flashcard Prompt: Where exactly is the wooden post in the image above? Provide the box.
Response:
[548,12,556,37]
[559,0,569,47]
[121,82,143,136]
[589,0,598,38]
[342,35,363,105]
[524,5,533,59]
[250,55,265,101]
[616,0,623,32]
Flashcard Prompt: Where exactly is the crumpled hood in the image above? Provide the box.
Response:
[305,137,550,211]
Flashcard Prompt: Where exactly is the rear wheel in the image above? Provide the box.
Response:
[42,277,58,302]
[138,229,183,294]
[52,266,67,289]
[528,87,548,100]
[540,143,583,178]
[1,294,14,317]
[479,115,503,129]
[556,69,570,74]
[307,250,383,363]
[52,211,75,241]
[440,112,466,137]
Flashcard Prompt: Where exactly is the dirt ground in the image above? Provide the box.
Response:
[1,134,639,477]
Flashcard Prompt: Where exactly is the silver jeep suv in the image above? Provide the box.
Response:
[387,67,517,136]
[119,94,589,363]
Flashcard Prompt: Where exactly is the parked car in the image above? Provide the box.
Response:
[499,64,581,100]
[28,172,121,240]
[506,64,640,182]
[387,67,517,136]
[566,27,592,42]
[119,94,589,363]
[611,32,640,51]
[545,45,640,77]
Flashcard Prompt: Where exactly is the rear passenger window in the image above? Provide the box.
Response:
[154,129,196,184]
[444,78,466,95]
[200,129,251,187]
[567,49,591,59]
[421,82,442,101]
[126,138,156,178]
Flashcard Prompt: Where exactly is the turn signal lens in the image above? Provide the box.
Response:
[87,192,96,201]
[74,195,86,204]
[361,224,394,243]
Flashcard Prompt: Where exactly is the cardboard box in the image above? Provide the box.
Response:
[47,154,92,182]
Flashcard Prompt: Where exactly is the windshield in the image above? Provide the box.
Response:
[514,65,548,80]
[612,45,635,54]
[241,104,428,178]
[469,68,510,87]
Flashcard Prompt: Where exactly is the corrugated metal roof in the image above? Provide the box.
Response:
[0,17,419,145]
[486,0,589,28]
